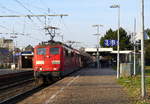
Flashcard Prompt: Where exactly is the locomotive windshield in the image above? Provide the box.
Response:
[50,48,59,55]
[37,48,46,55]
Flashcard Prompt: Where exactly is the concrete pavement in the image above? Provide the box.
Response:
[18,68,132,104]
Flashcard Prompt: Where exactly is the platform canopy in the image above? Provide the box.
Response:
[85,48,113,52]
[85,47,133,55]
[111,51,132,54]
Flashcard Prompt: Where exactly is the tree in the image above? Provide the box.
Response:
[25,45,34,51]
[145,28,150,37]
[100,28,133,50]
[145,40,150,65]
[145,29,150,65]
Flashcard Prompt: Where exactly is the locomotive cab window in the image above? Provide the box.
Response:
[37,48,46,55]
[50,48,59,55]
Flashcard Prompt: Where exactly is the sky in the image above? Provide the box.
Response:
[0,0,149,48]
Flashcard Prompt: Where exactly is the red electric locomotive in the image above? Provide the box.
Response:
[33,41,88,82]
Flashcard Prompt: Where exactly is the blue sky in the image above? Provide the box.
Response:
[0,0,149,48]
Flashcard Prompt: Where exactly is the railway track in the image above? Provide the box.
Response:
[0,78,33,91]
[0,78,51,104]
[0,71,38,104]
[0,71,33,87]
[0,69,81,104]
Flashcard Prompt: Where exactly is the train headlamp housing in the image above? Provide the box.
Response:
[39,68,42,71]
[53,68,57,70]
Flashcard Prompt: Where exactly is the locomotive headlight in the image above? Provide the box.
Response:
[53,68,57,70]
[52,60,60,64]
[40,68,42,70]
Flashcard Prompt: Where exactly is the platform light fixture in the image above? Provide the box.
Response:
[110,4,120,79]
[92,24,103,69]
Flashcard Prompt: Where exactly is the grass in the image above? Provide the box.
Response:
[145,66,150,76]
[145,66,150,70]
[118,66,150,104]
[118,77,150,104]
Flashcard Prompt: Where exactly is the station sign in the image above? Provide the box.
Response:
[104,40,118,47]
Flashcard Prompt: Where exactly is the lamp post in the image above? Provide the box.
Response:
[10,35,17,65]
[133,18,136,76]
[140,0,146,97]
[92,24,103,69]
[110,4,120,79]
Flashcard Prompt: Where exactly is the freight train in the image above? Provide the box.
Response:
[33,40,92,83]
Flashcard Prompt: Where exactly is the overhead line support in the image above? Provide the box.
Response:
[0,14,68,18]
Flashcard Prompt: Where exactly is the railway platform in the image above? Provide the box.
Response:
[0,68,33,76]
[17,67,131,104]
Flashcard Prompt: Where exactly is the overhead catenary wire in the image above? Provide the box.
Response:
[60,18,73,40]
[0,0,68,47]
[13,0,68,37]
[0,13,68,46]
[36,0,57,26]
[39,0,48,7]
[0,24,16,33]
[37,0,53,26]
[0,4,21,14]
[0,21,43,46]
[21,18,47,41]
[14,0,44,25]
[12,0,45,35]
[17,1,50,34]
[16,0,48,14]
